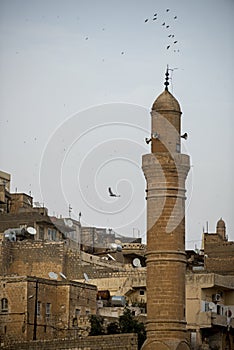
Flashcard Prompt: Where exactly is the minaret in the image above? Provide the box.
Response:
[141,68,190,350]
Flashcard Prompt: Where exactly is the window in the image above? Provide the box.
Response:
[1,298,8,312]
[204,302,209,312]
[176,143,180,153]
[39,226,44,240]
[140,290,145,296]
[48,228,57,241]
[73,318,78,327]
[46,303,51,317]
[75,308,81,316]
[37,301,41,316]
[85,310,90,315]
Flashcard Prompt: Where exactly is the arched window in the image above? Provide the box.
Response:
[1,298,8,312]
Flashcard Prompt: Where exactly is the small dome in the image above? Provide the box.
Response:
[217,218,225,228]
[152,89,181,112]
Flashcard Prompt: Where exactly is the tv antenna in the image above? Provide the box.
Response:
[68,204,72,217]
[168,66,179,94]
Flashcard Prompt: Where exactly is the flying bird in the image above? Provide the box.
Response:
[181,133,188,140]
[154,13,157,17]
[166,25,170,28]
[174,40,178,44]
[145,19,149,22]
[168,34,172,37]
[153,17,157,20]
[167,45,170,50]
[108,187,120,197]
[145,137,152,144]
[166,8,170,12]
[174,16,177,19]
[162,22,165,26]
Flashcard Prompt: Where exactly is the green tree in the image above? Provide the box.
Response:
[106,321,120,334]
[119,308,146,350]
[89,315,105,336]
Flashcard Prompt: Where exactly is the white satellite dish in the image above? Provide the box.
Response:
[66,219,73,228]
[110,243,118,250]
[107,253,116,261]
[26,227,37,235]
[208,302,216,311]
[48,272,58,280]
[133,258,141,267]
[84,272,89,282]
[59,272,67,279]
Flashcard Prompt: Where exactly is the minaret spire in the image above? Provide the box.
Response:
[164,64,170,91]
[141,68,190,350]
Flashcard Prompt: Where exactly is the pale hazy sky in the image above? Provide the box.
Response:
[0,0,233,248]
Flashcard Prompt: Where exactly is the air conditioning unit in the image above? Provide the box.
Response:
[212,293,221,302]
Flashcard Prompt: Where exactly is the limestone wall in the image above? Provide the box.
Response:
[1,333,138,350]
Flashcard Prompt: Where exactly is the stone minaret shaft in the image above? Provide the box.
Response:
[141,70,190,350]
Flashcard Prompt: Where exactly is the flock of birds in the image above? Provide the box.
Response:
[144,8,180,52]
[83,8,180,55]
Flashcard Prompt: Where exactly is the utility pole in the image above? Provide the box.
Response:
[33,279,38,340]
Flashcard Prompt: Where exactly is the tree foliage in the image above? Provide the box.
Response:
[89,308,146,350]
[119,308,146,349]
[106,321,120,335]
[89,315,105,336]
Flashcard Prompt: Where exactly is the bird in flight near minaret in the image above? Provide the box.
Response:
[108,187,120,197]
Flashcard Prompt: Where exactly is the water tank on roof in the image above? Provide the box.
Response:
[111,296,126,307]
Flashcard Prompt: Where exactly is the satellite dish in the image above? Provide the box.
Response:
[115,239,121,244]
[209,302,216,311]
[59,272,67,279]
[67,219,73,228]
[84,273,89,282]
[116,245,122,252]
[48,272,58,280]
[26,227,37,235]
[107,253,116,261]
[133,258,141,267]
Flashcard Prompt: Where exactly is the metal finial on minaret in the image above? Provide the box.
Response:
[164,65,170,90]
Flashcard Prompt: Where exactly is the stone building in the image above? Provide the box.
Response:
[186,273,234,350]
[0,171,11,214]
[203,218,234,275]
[0,275,97,344]
[185,218,234,350]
